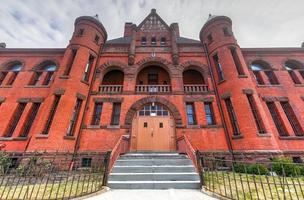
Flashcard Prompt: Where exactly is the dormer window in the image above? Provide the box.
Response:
[78,28,84,36]
[94,35,100,44]
[141,37,147,46]
[160,37,166,46]
[223,27,231,36]
[151,37,156,46]
[207,34,213,44]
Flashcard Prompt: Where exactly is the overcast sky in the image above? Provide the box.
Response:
[1,0,304,48]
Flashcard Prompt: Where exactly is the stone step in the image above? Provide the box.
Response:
[111,165,196,173]
[115,159,192,166]
[109,172,200,181]
[108,180,201,189]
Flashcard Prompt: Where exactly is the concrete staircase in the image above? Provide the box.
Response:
[108,152,201,189]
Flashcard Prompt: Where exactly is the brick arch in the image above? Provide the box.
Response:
[0,59,25,71]
[97,60,127,80]
[247,59,275,70]
[135,57,174,76]
[32,59,60,71]
[282,58,304,70]
[125,96,183,127]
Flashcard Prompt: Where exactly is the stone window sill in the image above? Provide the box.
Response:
[0,137,13,141]
[13,137,28,141]
[257,133,271,137]
[107,125,120,129]
[0,85,12,88]
[63,135,76,140]
[238,75,248,78]
[217,79,226,85]
[257,84,282,88]
[25,85,50,88]
[232,134,244,139]
[81,80,89,85]
[36,134,49,139]
[87,125,101,129]
[201,124,222,128]
[186,125,201,129]
[294,84,304,87]
[279,136,304,140]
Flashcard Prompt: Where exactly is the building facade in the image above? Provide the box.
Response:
[1,9,304,162]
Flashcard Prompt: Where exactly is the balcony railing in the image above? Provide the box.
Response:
[99,85,123,93]
[135,85,171,93]
[184,84,208,93]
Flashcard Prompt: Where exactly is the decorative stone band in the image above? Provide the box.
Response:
[93,97,123,103]
[183,96,214,102]
[242,88,254,94]
[17,97,44,103]
[76,93,86,100]
[220,92,232,99]
[261,96,289,102]
[53,88,65,95]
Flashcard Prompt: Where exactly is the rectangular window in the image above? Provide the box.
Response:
[186,103,197,125]
[91,102,103,125]
[299,71,304,80]
[204,102,216,125]
[5,103,27,137]
[148,74,158,85]
[288,71,301,84]
[246,94,266,134]
[141,37,147,46]
[29,71,42,85]
[151,37,156,46]
[207,34,213,44]
[266,101,288,136]
[42,95,61,135]
[280,101,304,136]
[265,71,279,85]
[223,27,231,36]
[81,158,92,167]
[64,49,77,76]
[42,71,54,85]
[224,98,241,135]
[160,37,166,46]
[213,54,224,81]
[111,103,121,125]
[0,72,8,85]
[82,55,94,82]
[230,48,245,75]
[6,71,18,85]
[20,103,41,137]
[94,35,100,43]
[78,28,84,36]
[253,71,265,85]
[67,98,83,136]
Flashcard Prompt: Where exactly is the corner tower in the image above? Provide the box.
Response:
[200,15,279,154]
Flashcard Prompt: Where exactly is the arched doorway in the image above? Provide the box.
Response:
[131,102,176,151]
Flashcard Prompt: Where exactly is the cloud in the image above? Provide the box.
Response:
[0,0,304,48]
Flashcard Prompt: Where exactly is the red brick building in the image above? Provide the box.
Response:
[1,9,304,162]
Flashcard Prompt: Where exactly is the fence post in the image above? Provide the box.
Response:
[102,151,111,186]
[195,150,205,186]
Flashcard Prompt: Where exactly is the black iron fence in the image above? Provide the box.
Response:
[0,151,108,200]
[200,156,304,200]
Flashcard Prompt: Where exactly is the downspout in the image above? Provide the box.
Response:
[72,42,105,159]
[203,43,235,159]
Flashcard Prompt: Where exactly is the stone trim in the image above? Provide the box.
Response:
[183,96,214,102]
[76,93,86,100]
[220,92,232,99]
[17,97,44,103]
[242,89,254,94]
[93,97,123,103]
[276,96,289,102]
[261,96,276,102]
[0,97,6,103]
[124,96,183,127]
[53,88,65,95]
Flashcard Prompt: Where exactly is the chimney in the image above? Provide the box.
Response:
[0,43,6,48]
[170,23,180,37]
[124,22,133,37]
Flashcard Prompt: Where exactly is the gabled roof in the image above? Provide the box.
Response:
[106,36,132,44]
[137,9,170,32]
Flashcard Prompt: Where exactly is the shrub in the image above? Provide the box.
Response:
[247,164,269,175]
[272,157,301,176]
[0,152,11,174]
[233,163,248,173]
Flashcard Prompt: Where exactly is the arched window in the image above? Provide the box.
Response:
[0,61,22,86]
[250,60,279,85]
[99,69,124,93]
[284,60,304,84]
[29,61,57,86]
[183,69,208,93]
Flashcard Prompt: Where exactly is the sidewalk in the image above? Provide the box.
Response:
[85,189,218,200]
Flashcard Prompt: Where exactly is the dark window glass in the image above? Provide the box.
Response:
[0,72,8,85]
[91,103,103,125]
[83,55,94,82]
[20,103,41,137]
[42,71,54,85]
[230,48,245,75]
[280,101,304,136]
[224,98,241,135]
[29,72,42,85]
[151,37,156,46]
[223,27,231,36]
[204,102,216,125]
[160,37,166,46]
[81,158,92,167]
[266,101,288,136]
[67,98,83,136]
[64,49,77,76]
[288,70,301,84]
[5,103,26,137]
[111,103,121,125]
[265,71,279,85]
[78,28,84,36]
[213,54,224,81]
[246,94,266,134]
[148,74,158,85]
[207,34,213,44]
[141,37,146,46]
[6,71,19,85]
[42,95,61,135]
[299,71,304,80]
[253,71,265,85]
[186,103,196,125]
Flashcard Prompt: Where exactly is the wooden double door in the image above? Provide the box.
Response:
[131,115,176,151]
